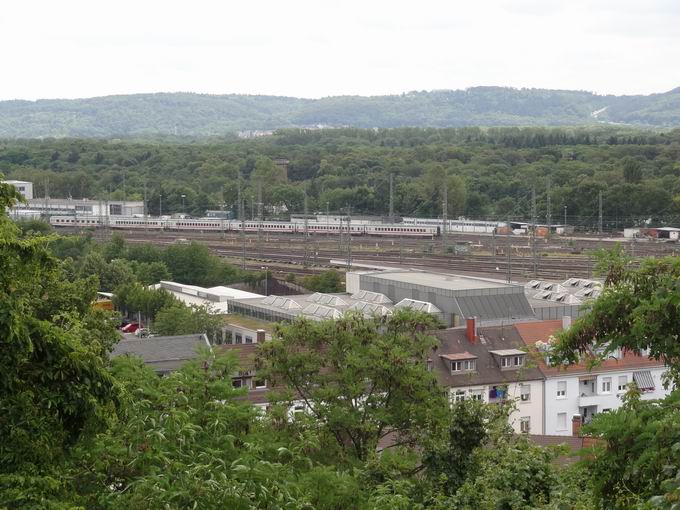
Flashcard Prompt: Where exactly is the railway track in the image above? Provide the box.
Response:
[74,227,675,281]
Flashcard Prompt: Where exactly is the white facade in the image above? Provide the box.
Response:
[11,198,144,219]
[448,379,545,435]
[544,366,670,436]
[4,180,33,200]
[152,281,263,314]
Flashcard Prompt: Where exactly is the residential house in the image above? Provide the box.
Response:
[431,318,545,435]
[516,319,671,436]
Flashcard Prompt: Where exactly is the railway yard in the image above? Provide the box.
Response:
[77,226,680,282]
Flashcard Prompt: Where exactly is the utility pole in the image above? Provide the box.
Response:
[303,192,310,268]
[257,180,263,258]
[238,171,246,270]
[388,173,394,222]
[546,175,552,239]
[531,186,538,277]
[143,180,148,233]
[506,217,512,283]
[442,179,448,255]
[345,204,352,270]
[598,190,603,236]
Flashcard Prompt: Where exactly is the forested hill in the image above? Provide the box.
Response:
[1,86,680,138]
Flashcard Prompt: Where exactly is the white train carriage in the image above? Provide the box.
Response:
[50,216,104,227]
[364,224,439,237]
[110,217,165,229]
[166,218,224,231]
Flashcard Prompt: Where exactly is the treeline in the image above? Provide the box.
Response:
[2,126,680,227]
[2,87,680,138]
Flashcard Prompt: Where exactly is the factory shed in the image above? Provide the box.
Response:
[357,270,535,327]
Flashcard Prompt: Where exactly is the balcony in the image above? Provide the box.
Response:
[578,394,602,408]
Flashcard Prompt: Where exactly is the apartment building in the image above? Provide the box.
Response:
[516,319,671,436]
[431,319,545,434]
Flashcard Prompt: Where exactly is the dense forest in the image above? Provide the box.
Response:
[3,180,680,508]
[1,86,680,138]
[3,126,680,229]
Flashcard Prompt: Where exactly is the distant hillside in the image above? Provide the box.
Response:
[1,86,680,138]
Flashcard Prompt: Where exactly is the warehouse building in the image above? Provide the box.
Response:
[350,270,535,327]
[10,197,145,219]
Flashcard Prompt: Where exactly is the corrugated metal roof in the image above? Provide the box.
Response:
[456,293,534,321]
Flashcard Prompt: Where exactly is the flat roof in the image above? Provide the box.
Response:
[367,270,516,291]
[489,349,526,356]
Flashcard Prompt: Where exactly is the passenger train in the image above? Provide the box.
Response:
[49,216,441,237]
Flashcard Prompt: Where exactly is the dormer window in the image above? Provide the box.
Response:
[451,359,477,373]
[490,349,527,370]
[439,352,478,375]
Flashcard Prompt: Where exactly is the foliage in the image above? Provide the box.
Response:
[112,283,178,321]
[0,179,118,477]
[553,252,680,386]
[153,303,224,340]
[257,310,445,461]
[580,389,680,509]
[3,126,680,225]
[300,269,344,293]
[2,88,680,138]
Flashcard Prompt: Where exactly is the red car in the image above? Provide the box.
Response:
[121,322,140,333]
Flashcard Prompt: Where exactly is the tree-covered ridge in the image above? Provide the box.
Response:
[3,126,680,226]
[2,86,680,138]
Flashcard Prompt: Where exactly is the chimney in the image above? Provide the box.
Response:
[572,414,582,437]
[562,315,572,330]
[256,329,266,343]
[466,317,478,343]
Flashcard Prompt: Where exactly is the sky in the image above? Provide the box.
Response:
[1,0,679,101]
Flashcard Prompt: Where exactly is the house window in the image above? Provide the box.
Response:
[501,357,510,368]
[254,379,267,389]
[520,384,531,402]
[514,355,524,367]
[601,377,612,393]
[235,333,243,345]
[426,359,433,372]
[489,385,508,401]
[618,375,628,392]
[245,336,253,344]
[451,360,476,373]
[557,412,567,430]
[556,381,567,398]
[469,389,483,401]
[453,389,466,402]
[232,378,243,388]
[520,417,530,434]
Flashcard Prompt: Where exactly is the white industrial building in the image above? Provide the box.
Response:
[3,180,34,200]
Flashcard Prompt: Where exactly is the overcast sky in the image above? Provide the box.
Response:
[1,0,679,101]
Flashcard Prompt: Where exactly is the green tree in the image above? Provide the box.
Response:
[257,310,444,461]
[154,303,223,341]
[0,179,118,501]
[622,156,643,183]
[300,269,344,293]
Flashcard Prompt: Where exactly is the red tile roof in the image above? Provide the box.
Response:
[514,320,665,375]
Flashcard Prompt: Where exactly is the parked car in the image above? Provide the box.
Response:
[121,322,140,333]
